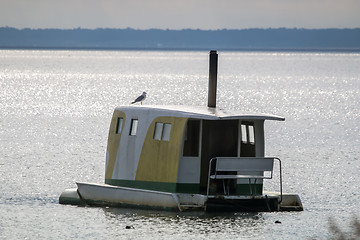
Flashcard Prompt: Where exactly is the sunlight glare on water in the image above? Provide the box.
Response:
[0,50,359,239]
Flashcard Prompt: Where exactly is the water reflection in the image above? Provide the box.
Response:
[102,207,265,237]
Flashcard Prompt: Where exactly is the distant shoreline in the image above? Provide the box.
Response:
[1,46,359,53]
[1,27,359,52]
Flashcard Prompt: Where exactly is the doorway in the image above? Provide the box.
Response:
[199,120,238,191]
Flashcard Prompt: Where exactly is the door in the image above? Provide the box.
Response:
[199,120,238,191]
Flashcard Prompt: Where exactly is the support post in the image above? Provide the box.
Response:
[208,50,218,108]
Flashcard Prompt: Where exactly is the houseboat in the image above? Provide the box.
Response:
[59,51,303,212]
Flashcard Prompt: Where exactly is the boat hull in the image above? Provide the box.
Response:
[59,182,302,212]
[76,182,206,211]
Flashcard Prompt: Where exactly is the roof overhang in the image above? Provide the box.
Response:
[115,105,285,121]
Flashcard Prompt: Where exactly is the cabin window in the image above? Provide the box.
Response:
[240,121,256,157]
[130,119,138,136]
[248,125,255,144]
[153,122,171,141]
[241,124,247,143]
[241,122,255,144]
[116,118,123,134]
[183,120,200,157]
[162,124,171,141]
[154,123,163,140]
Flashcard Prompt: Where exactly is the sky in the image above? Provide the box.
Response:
[1,0,359,30]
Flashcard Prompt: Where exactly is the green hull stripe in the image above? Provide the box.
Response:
[105,179,263,195]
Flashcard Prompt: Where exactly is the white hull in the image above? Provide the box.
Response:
[76,182,206,211]
[59,182,302,212]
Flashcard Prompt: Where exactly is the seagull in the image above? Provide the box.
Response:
[131,92,147,105]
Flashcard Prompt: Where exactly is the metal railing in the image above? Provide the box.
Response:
[206,157,282,203]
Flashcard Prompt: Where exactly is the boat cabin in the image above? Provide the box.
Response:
[105,105,284,197]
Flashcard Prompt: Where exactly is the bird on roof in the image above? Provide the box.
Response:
[131,92,147,105]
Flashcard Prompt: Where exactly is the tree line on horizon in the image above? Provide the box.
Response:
[0,27,359,50]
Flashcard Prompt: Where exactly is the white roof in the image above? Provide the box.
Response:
[116,105,285,121]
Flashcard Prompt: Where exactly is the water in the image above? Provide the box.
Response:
[1,50,359,239]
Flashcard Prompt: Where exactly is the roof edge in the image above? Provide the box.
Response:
[115,105,285,121]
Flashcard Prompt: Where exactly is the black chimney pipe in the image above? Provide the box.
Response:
[208,50,218,108]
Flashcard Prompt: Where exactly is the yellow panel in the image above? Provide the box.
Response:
[105,110,126,179]
[135,117,188,183]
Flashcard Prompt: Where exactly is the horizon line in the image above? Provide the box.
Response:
[2,26,360,31]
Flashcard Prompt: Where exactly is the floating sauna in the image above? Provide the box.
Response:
[59,51,303,212]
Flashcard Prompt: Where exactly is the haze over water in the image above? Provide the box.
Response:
[0,50,359,239]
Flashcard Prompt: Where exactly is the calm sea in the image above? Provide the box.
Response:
[0,50,359,239]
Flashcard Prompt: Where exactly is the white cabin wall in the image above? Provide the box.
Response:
[112,110,153,180]
[112,118,131,179]
[177,157,201,183]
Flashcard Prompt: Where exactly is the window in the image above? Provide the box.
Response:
[116,118,123,134]
[154,123,163,140]
[183,120,200,157]
[130,119,138,136]
[241,122,255,144]
[153,122,172,141]
[248,125,255,144]
[241,124,247,143]
[162,123,171,141]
